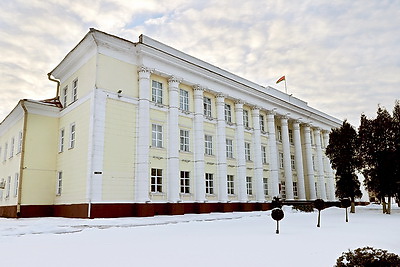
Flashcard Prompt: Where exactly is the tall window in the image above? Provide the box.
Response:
[291,155,296,170]
[5,176,11,198]
[203,97,212,117]
[245,142,251,161]
[243,110,249,128]
[293,182,298,198]
[152,124,163,148]
[279,152,284,168]
[151,168,163,193]
[180,171,190,194]
[224,104,232,123]
[14,173,19,197]
[261,145,267,164]
[227,175,234,195]
[152,80,163,104]
[9,137,14,158]
[312,155,316,170]
[263,178,269,196]
[63,86,68,107]
[205,173,214,194]
[280,181,286,199]
[289,129,294,144]
[3,143,8,162]
[277,126,282,142]
[205,135,213,155]
[72,79,78,102]
[59,128,65,153]
[56,171,62,195]
[246,176,253,195]
[259,115,265,131]
[226,139,233,158]
[17,131,22,154]
[180,130,189,152]
[69,123,76,149]
[310,131,314,145]
[179,89,189,111]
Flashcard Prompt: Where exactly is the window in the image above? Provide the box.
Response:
[279,152,284,168]
[289,129,293,144]
[3,143,8,162]
[277,126,282,142]
[245,142,251,161]
[226,139,233,158]
[310,131,314,145]
[246,176,253,195]
[56,171,62,195]
[227,175,234,195]
[243,110,249,128]
[263,178,269,196]
[180,171,190,194]
[180,130,189,152]
[280,181,286,199]
[152,124,163,148]
[291,155,296,170]
[5,176,11,198]
[59,128,65,152]
[179,89,189,111]
[9,137,14,158]
[312,155,316,170]
[224,104,232,123]
[151,168,163,193]
[13,173,19,197]
[205,135,213,155]
[293,182,298,198]
[69,123,76,149]
[203,97,212,117]
[261,146,267,164]
[152,80,163,104]
[259,115,265,131]
[62,86,68,107]
[205,173,214,194]
[17,131,22,154]
[72,79,78,102]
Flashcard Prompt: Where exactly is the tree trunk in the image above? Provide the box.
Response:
[387,197,391,214]
[382,197,387,214]
[350,197,356,213]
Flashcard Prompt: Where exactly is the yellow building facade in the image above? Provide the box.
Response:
[0,29,341,218]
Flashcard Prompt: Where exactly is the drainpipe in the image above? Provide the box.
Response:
[47,73,61,97]
[17,100,28,217]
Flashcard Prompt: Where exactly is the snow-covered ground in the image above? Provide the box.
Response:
[0,204,399,267]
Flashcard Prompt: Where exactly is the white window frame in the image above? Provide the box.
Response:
[205,173,214,195]
[72,78,78,102]
[263,178,269,196]
[179,89,189,111]
[152,124,163,148]
[62,86,68,107]
[279,152,284,169]
[245,142,251,161]
[59,128,65,153]
[280,181,286,199]
[17,131,22,154]
[180,171,190,194]
[293,182,298,198]
[56,171,62,196]
[243,110,249,128]
[261,145,267,164]
[226,139,233,158]
[151,80,163,104]
[13,173,19,197]
[151,168,163,193]
[291,155,296,170]
[205,135,213,155]
[227,175,235,195]
[203,97,212,117]
[69,123,76,149]
[3,142,8,162]
[277,126,282,142]
[289,129,294,144]
[9,137,14,158]
[180,129,190,152]
[224,104,232,123]
[5,176,11,198]
[246,176,253,195]
[259,115,265,131]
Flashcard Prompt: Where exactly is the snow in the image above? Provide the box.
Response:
[0,204,399,267]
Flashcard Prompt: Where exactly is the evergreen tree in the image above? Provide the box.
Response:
[326,120,362,213]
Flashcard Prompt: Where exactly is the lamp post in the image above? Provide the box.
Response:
[271,208,285,234]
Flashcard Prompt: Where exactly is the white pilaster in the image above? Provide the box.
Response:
[267,111,279,197]
[216,94,228,202]
[280,116,294,200]
[314,128,327,199]
[252,107,264,202]
[303,124,316,200]
[193,85,206,202]
[135,66,151,202]
[235,101,247,202]
[323,131,336,200]
[293,121,306,200]
[167,76,180,202]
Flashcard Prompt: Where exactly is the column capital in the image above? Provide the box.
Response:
[216,92,226,99]
[267,109,277,116]
[138,65,153,74]
[193,84,205,91]
[234,99,245,105]
[168,75,181,85]
[251,105,261,111]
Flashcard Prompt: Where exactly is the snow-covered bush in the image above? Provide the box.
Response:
[334,246,400,267]
[292,204,314,212]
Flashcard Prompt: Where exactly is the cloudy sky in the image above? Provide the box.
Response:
[1,0,399,127]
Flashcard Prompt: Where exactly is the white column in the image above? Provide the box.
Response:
[216,94,228,202]
[193,85,206,202]
[167,76,180,202]
[135,66,151,202]
[235,101,247,202]
[314,128,327,200]
[252,107,264,202]
[293,121,306,200]
[323,131,336,200]
[303,124,316,200]
[267,111,279,197]
[280,116,294,200]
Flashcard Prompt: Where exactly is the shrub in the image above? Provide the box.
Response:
[292,204,314,213]
[335,246,400,267]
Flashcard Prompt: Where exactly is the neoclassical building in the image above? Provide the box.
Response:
[0,29,341,218]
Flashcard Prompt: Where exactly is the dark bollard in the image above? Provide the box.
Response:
[341,198,351,222]
[271,208,284,234]
[314,199,325,228]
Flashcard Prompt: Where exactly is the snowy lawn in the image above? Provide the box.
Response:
[0,204,399,267]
